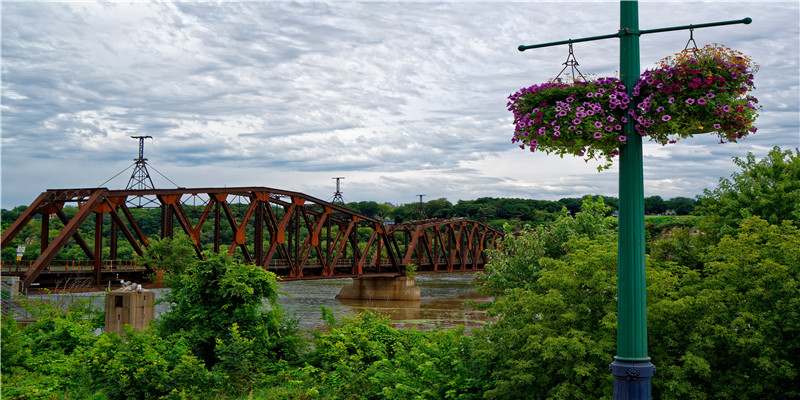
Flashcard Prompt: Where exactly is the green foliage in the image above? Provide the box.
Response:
[136,234,197,282]
[261,311,483,400]
[696,146,800,241]
[1,310,105,400]
[475,196,614,296]
[649,217,800,399]
[1,316,30,372]
[404,262,418,278]
[156,251,300,368]
[82,327,214,400]
[474,236,620,400]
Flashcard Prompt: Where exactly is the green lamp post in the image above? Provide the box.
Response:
[517,1,751,398]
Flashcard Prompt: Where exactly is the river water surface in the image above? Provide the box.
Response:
[276,271,492,333]
[25,271,493,333]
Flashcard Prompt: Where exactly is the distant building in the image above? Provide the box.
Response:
[665,209,677,216]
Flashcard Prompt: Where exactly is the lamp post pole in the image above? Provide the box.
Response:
[516,1,751,398]
[609,2,655,398]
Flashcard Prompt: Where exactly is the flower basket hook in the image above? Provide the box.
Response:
[554,43,587,83]
[683,28,699,57]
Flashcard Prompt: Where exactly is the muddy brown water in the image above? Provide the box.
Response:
[23,271,493,333]
[275,271,493,333]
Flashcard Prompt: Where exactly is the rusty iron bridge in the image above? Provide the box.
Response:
[2,187,503,289]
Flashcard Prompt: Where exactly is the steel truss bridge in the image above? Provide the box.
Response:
[2,187,503,289]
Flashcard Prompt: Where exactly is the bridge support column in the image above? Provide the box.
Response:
[336,276,421,301]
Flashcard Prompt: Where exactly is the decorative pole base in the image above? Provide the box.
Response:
[609,360,656,400]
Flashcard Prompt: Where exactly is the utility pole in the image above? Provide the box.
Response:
[331,177,345,204]
[517,2,751,398]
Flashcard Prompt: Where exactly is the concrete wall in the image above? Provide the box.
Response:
[336,276,421,301]
[105,289,155,334]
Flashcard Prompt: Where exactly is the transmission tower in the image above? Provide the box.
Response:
[416,194,427,219]
[331,177,345,204]
[126,136,157,208]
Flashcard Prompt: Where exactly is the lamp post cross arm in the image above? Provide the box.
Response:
[518,17,751,51]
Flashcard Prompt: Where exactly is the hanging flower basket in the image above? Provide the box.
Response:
[507,77,631,170]
[632,44,760,145]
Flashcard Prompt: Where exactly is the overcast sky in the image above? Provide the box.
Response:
[1,1,798,209]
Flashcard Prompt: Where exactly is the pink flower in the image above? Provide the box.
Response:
[593,132,602,138]
[619,136,627,142]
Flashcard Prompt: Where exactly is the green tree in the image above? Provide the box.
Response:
[426,197,453,219]
[474,196,614,296]
[644,195,667,214]
[474,235,621,399]
[649,217,800,399]
[664,196,699,215]
[136,234,197,280]
[696,146,800,241]
[156,252,300,370]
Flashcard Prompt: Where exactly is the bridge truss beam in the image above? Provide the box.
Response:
[2,187,502,289]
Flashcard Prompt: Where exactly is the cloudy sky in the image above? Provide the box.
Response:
[2,1,798,209]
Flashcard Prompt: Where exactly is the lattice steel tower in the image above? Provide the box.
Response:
[331,177,345,204]
[126,136,156,207]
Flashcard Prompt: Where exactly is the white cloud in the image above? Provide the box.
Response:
[2,1,798,208]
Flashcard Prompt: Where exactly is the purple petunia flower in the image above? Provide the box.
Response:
[668,97,675,104]
[697,98,707,105]
[723,105,731,112]
[594,121,603,128]
[619,136,627,142]
[566,96,575,102]
[586,93,594,97]
[586,110,595,116]
[713,123,721,129]
[593,132,602,138]
[573,118,582,125]
[656,106,665,112]
[706,93,715,98]
[685,98,695,105]
[605,126,613,132]
[662,115,671,121]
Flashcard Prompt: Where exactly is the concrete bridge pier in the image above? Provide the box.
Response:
[335,276,421,301]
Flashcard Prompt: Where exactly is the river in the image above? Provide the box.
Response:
[21,271,493,333]
[276,271,493,333]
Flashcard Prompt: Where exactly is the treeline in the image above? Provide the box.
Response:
[345,194,699,224]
